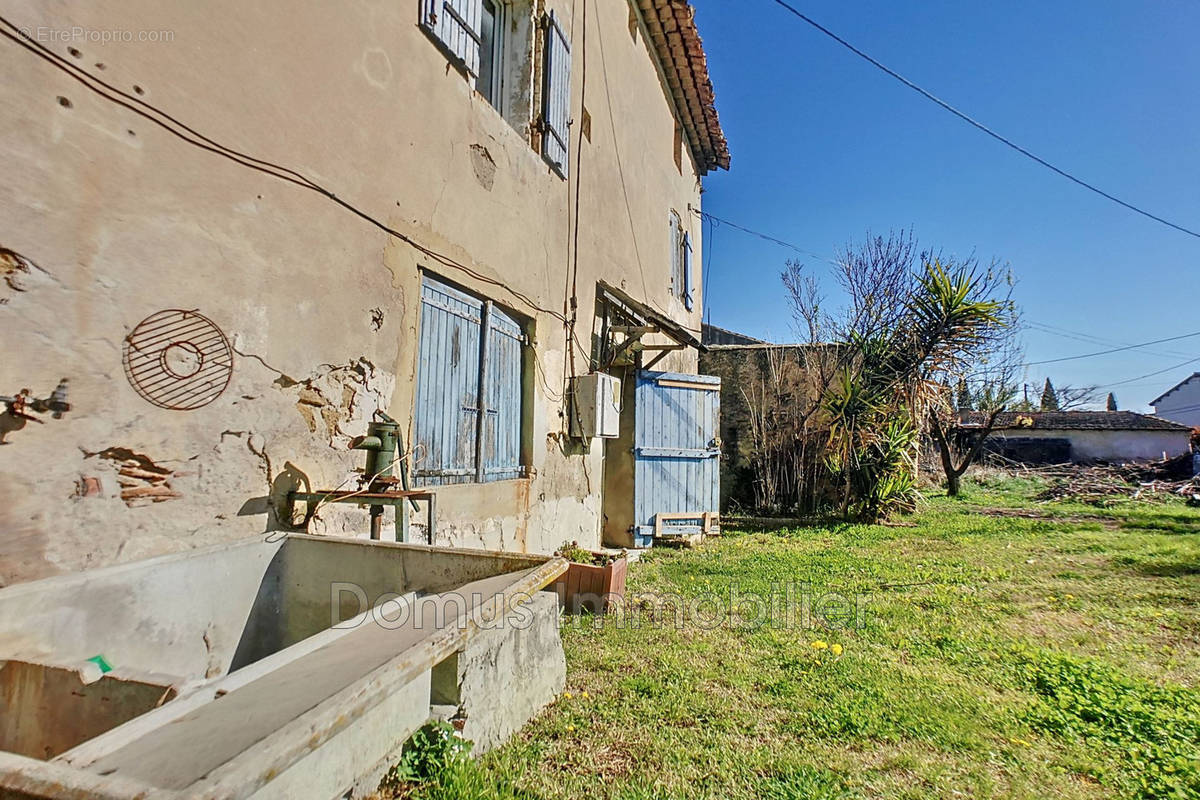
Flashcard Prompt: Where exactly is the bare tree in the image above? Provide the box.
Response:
[1055,383,1100,410]
[1023,379,1099,411]
[928,329,1023,496]
[772,230,1018,516]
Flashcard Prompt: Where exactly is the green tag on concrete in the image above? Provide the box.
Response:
[86,654,112,674]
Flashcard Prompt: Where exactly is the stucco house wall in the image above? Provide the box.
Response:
[991,429,1191,463]
[1152,374,1200,429]
[0,0,717,584]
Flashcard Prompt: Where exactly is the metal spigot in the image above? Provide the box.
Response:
[351,419,400,484]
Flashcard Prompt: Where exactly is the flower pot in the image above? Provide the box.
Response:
[553,553,627,614]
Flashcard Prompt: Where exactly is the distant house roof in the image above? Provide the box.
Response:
[701,324,763,346]
[634,0,730,174]
[1150,373,1200,407]
[960,411,1191,432]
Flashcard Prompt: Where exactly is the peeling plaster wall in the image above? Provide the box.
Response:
[0,0,706,585]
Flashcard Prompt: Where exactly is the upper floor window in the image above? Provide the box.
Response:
[420,1,485,78]
[669,211,694,311]
[476,0,503,106]
[420,1,571,180]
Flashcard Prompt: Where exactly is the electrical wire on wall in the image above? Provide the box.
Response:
[0,9,608,451]
[594,0,652,308]
[0,16,565,327]
[559,0,591,442]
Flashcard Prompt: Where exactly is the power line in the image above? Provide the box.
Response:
[1097,355,1200,390]
[1025,321,1195,360]
[692,209,840,266]
[767,0,1200,241]
[702,212,715,324]
[689,210,1200,369]
[1022,330,1200,366]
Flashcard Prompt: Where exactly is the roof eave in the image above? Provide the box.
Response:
[632,0,730,175]
[1149,372,1200,407]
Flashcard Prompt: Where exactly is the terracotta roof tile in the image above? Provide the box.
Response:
[959,411,1191,432]
[636,0,730,174]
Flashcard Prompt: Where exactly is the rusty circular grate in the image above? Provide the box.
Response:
[122,309,233,410]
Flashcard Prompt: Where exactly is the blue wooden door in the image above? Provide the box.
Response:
[633,370,721,545]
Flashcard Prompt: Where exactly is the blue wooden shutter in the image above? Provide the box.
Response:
[669,211,681,296]
[421,0,484,76]
[541,11,571,178]
[415,276,483,485]
[682,231,694,310]
[482,306,524,481]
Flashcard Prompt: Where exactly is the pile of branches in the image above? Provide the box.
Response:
[1022,456,1199,506]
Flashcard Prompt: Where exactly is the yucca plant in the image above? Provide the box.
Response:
[780,231,1018,519]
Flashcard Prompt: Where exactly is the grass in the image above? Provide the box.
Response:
[390,474,1200,799]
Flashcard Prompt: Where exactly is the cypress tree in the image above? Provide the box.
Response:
[956,379,973,412]
[1106,392,1118,411]
[1040,378,1060,411]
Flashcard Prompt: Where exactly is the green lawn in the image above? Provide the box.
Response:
[396,475,1200,800]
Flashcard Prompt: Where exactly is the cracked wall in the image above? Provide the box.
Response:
[0,0,706,585]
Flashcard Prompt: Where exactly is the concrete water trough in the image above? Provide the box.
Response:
[0,534,568,799]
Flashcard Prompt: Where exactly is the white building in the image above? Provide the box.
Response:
[966,411,1193,464]
[1151,373,1200,429]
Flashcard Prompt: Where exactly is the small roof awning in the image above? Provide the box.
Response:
[597,281,705,352]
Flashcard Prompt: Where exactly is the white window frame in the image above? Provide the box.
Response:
[476,0,508,112]
[669,210,683,297]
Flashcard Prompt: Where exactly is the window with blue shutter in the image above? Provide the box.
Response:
[682,231,694,311]
[482,305,525,480]
[669,211,682,296]
[414,275,526,485]
[541,10,571,179]
[421,0,484,77]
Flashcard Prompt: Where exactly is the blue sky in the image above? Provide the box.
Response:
[692,0,1200,411]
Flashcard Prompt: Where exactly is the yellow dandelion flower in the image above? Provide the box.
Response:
[830,643,843,657]
[811,640,828,650]
[1064,594,1075,601]
[566,724,575,733]
[563,691,572,700]
[581,691,590,699]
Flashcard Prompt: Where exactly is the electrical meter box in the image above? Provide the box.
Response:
[569,373,622,439]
